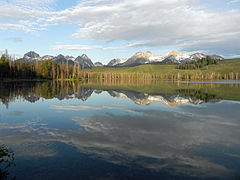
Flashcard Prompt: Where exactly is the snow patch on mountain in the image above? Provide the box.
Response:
[75,54,94,68]
[23,51,41,61]
[94,62,103,67]
[107,58,127,66]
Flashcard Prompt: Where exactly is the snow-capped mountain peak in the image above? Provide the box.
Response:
[94,62,103,67]
[65,56,75,61]
[75,54,94,68]
[107,58,127,66]
[107,50,224,66]
[19,50,224,68]
[23,51,40,61]
[81,54,90,60]
[41,55,54,61]
[167,50,184,57]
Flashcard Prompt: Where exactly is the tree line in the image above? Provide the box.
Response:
[84,71,239,81]
[0,80,91,107]
[0,54,84,79]
[1,53,239,81]
[177,56,219,70]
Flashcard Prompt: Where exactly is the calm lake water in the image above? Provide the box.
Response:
[0,80,240,180]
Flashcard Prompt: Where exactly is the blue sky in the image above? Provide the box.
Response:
[0,0,240,64]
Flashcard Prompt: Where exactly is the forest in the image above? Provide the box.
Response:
[0,54,84,80]
[1,54,240,81]
[177,56,219,70]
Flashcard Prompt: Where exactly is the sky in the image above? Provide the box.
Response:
[0,0,240,64]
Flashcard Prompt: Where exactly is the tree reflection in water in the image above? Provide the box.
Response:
[1,80,240,108]
[0,145,15,180]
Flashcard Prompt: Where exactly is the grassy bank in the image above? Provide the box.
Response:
[84,59,240,80]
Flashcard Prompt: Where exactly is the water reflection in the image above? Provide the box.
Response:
[0,81,240,179]
[1,80,239,107]
[0,145,15,180]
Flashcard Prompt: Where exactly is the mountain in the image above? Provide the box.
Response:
[162,55,181,64]
[75,54,94,68]
[41,55,54,61]
[75,88,94,101]
[107,58,127,66]
[21,51,75,65]
[119,51,163,66]
[23,51,41,61]
[121,52,151,66]
[108,50,224,66]
[65,56,75,61]
[209,55,224,60]
[53,54,74,65]
[107,90,206,107]
[19,50,224,67]
[20,51,94,67]
[190,53,223,61]
[190,53,206,61]
[161,50,224,64]
[94,62,103,67]
[162,50,191,64]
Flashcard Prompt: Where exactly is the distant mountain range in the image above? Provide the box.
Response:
[22,51,94,68]
[108,50,224,66]
[20,50,224,68]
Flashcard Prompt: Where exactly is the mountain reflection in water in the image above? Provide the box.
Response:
[0,80,232,107]
[0,80,240,180]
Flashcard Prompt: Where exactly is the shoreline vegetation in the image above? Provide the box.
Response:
[1,54,240,81]
[84,58,240,81]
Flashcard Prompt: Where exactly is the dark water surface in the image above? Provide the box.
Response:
[0,81,240,180]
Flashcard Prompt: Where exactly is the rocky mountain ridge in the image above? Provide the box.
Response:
[109,50,224,67]
[20,50,224,68]
[21,51,94,68]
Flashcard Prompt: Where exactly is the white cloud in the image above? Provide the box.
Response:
[0,0,55,32]
[6,37,23,43]
[46,0,240,56]
[52,44,104,51]
[51,105,101,111]
[0,23,31,31]
[51,43,144,51]
[50,104,139,113]
[230,0,240,3]
[1,0,240,56]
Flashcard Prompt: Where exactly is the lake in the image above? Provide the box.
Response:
[0,80,240,180]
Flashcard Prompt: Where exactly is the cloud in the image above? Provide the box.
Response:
[50,0,240,56]
[0,23,31,32]
[6,37,23,43]
[0,0,55,32]
[1,0,240,56]
[52,44,104,51]
[230,0,240,3]
[51,43,144,51]
[51,105,101,111]
[50,104,139,114]
[1,102,240,177]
